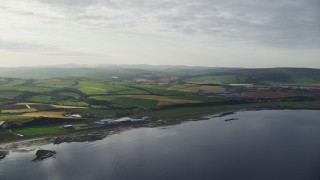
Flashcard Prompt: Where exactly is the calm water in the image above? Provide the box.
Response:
[1,110,320,180]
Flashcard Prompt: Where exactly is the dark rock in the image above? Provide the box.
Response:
[32,150,56,161]
[224,118,239,122]
[0,151,8,160]
[52,133,106,144]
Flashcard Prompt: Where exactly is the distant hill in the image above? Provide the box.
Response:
[0,65,319,84]
[185,68,320,84]
[0,65,232,80]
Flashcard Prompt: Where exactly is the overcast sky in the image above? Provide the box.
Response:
[0,0,319,67]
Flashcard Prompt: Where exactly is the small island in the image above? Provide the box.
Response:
[32,150,56,161]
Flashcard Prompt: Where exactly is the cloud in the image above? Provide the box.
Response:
[0,39,94,56]
[1,0,319,49]
[0,0,319,67]
[22,0,318,49]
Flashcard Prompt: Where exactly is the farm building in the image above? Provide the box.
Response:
[0,121,6,128]
[71,114,82,118]
[114,117,132,124]
[94,119,115,126]
[93,117,149,126]
[65,114,82,118]
[63,125,74,130]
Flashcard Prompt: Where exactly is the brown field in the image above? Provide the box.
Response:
[242,91,295,99]
[20,111,66,118]
[51,105,88,109]
[1,108,37,113]
[16,103,41,105]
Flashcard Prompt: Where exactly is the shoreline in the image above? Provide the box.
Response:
[1,108,318,149]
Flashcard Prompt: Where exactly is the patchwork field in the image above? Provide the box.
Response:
[187,75,237,84]
[0,115,33,123]
[1,108,37,113]
[14,126,64,137]
[91,94,203,107]
[122,95,202,106]
[0,92,21,100]
[161,84,226,93]
[26,95,52,103]
[20,111,66,118]
[91,95,158,108]
[51,105,88,109]
[242,91,297,99]
[0,74,318,142]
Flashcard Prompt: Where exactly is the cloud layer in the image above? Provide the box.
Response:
[0,0,319,67]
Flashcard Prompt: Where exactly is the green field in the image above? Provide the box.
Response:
[91,96,158,108]
[0,115,33,123]
[26,95,52,103]
[14,126,64,137]
[187,75,237,84]
[35,78,77,87]
[149,103,263,119]
[58,92,81,99]
[57,101,89,107]
[0,72,319,142]
[275,101,310,108]
[0,92,21,100]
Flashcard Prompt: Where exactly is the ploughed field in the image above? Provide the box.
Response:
[0,77,319,142]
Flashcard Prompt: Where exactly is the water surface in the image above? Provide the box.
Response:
[1,110,320,180]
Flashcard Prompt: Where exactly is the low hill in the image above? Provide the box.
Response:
[185,68,320,84]
[0,65,319,84]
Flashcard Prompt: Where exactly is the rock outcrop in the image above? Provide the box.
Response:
[52,133,106,144]
[32,150,56,161]
[0,151,8,160]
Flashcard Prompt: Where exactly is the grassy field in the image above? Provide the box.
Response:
[76,81,134,94]
[0,86,55,93]
[275,101,310,108]
[122,95,202,106]
[57,101,89,107]
[1,108,37,113]
[14,126,64,137]
[115,89,150,95]
[26,95,52,103]
[90,94,203,107]
[1,79,26,86]
[35,78,77,88]
[0,75,318,142]
[183,85,226,93]
[0,114,33,123]
[242,91,297,99]
[78,87,108,94]
[0,92,21,100]
[148,103,264,119]
[51,105,88,109]
[58,92,81,99]
[187,75,237,84]
[161,84,226,93]
[91,96,158,108]
[70,108,131,117]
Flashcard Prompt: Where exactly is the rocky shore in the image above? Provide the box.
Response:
[32,150,56,161]
[0,150,8,160]
[52,133,107,144]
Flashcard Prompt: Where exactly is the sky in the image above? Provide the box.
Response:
[0,0,319,68]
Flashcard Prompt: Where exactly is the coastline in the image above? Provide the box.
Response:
[1,107,318,151]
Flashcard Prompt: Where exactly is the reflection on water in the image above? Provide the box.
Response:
[1,110,320,180]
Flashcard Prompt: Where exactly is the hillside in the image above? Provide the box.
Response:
[185,68,320,84]
[0,66,319,84]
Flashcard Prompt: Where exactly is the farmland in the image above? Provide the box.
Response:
[0,72,319,143]
[20,111,66,118]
